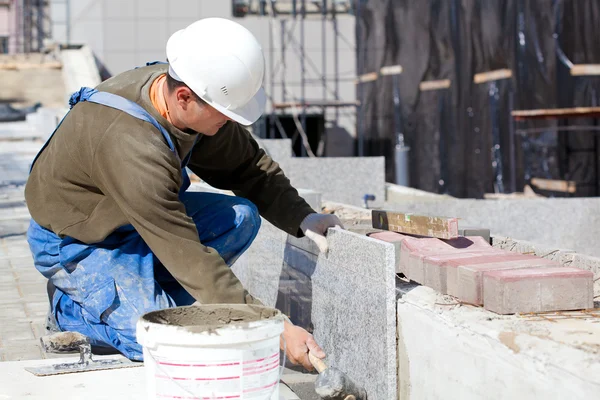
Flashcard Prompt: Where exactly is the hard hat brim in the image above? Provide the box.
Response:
[204,86,266,126]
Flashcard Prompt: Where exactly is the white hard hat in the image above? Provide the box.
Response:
[166,18,266,126]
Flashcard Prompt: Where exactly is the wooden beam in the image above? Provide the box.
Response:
[570,64,600,76]
[0,62,62,70]
[355,72,379,84]
[372,210,459,239]
[473,68,512,84]
[380,65,403,76]
[419,79,451,91]
[511,106,600,120]
[530,178,577,193]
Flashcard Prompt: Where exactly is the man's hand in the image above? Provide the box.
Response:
[300,213,344,254]
[281,319,325,371]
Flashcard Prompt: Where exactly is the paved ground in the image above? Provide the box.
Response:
[0,121,52,362]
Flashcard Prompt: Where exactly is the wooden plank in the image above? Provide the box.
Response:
[570,64,600,76]
[511,106,600,120]
[372,210,459,239]
[0,62,62,70]
[530,178,576,193]
[473,68,512,84]
[355,72,379,84]
[419,79,451,91]
[380,65,403,76]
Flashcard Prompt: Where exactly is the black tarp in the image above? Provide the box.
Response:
[357,0,600,197]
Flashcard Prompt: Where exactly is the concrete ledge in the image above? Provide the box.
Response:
[397,282,600,399]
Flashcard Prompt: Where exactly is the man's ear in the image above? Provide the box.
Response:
[175,87,195,109]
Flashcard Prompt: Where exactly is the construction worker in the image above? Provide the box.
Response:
[24,18,342,369]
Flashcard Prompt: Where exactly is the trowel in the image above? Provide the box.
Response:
[25,331,140,376]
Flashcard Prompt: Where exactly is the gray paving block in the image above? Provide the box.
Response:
[259,138,293,162]
[297,189,322,212]
[235,224,397,398]
[0,285,21,301]
[459,227,491,244]
[279,157,386,208]
[0,323,35,341]
[326,228,395,282]
[310,229,397,400]
[0,303,27,322]
[0,339,43,361]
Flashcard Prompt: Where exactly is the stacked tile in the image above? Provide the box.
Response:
[370,232,594,314]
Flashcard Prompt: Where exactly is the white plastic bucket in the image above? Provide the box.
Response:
[137,304,285,400]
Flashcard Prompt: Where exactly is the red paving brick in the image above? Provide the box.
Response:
[400,236,492,279]
[370,232,594,314]
[483,267,594,314]
[456,257,560,305]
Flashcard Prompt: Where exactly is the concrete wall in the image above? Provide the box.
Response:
[260,139,386,208]
[48,0,357,152]
[397,282,600,400]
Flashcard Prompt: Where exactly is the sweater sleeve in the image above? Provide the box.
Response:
[188,122,315,237]
[91,120,258,305]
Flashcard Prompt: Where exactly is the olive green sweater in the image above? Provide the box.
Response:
[25,64,314,304]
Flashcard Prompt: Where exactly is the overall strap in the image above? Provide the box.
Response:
[69,87,179,159]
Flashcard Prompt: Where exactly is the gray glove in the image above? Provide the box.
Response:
[300,213,344,253]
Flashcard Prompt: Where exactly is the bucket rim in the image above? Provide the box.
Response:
[136,304,285,348]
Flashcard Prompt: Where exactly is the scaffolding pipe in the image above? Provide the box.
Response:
[356,0,364,156]
[281,19,286,104]
[66,0,71,45]
[36,0,43,51]
[300,0,307,156]
[268,5,275,139]
[322,0,327,123]
[333,2,339,124]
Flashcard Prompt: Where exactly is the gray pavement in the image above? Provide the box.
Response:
[0,121,51,362]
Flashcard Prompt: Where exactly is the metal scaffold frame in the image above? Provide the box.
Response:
[12,0,52,54]
[234,0,356,157]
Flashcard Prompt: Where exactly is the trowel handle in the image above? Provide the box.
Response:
[308,351,328,373]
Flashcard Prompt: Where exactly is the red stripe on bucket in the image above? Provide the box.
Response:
[243,359,280,373]
[157,361,241,367]
[242,381,278,393]
[242,352,279,364]
[155,375,241,381]
[244,364,279,376]
[157,394,241,399]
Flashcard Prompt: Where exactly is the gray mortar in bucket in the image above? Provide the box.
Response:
[141,304,281,333]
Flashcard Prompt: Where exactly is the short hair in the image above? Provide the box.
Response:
[165,73,205,104]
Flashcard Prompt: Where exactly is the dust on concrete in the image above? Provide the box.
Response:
[143,304,280,330]
[499,331,521,353]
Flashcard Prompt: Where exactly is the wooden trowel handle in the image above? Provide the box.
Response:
[308,351,328,373]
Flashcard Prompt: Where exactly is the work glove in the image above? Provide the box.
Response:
[300,213,344,254]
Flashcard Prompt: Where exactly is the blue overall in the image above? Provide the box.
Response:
[26,87,261,360]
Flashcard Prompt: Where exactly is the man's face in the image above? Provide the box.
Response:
[170,87,231,135]
[183,99,231,136]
